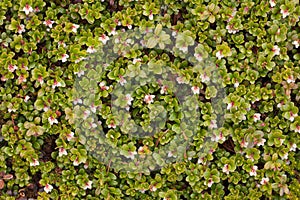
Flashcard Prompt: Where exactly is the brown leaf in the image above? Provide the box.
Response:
[0,179,5,189]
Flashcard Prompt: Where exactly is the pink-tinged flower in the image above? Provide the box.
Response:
[83,110,90,120]
[160,85,168,94]
[234,81,239,88]
[246,154,254,162]
[44,184,53,193]
[226,24,238,34]
[149,13,153,20]
[43,105,49,112]
[61,54,69,63]
[179,45,188,53]
[206,178,214,187]
[132,58,141,64]
[74,98,82,105]
[209,120,218,129]
[260,177,269,185]
[250,165,258,176]
[73,157,79,166]
[125,94,133,105]
[99,34,109,44]
[295,125,300,133]
[90,104,97,113]
[43,20,54,28]
[197,157,205,164]
[84,162,89,169]
[118,76,127,86]
[18,75,27,84]
[83,180,93,190]
[58,41,66,48]
[150,185,157,192]
[289,112,297,122]
[287,75,295,83]
[125,151,137,160]
[71,24,80,33]
[1,75,7,82]
[108,121,116,129]
[277,101,284,108]
[87,46,97,54]
[144,94,155,104]
[257,138,266,146]
[52,80,62,89]
[199,73,208,84]
[48,116,58,125]
[269,0,276,7]
[30,158,39,166]
[99,81,109,90]
[127,24,132,29]
[227,101,234,110]
[194,53,203,62]
[280,9,289,18]
[58,148,67,157]
[240,139,248,148]
[66,132,74,141]
[191,86,200,94]
[8,64,17,72]
[290,143,297,151]
[253,113,261,122]
[272,45,280,55]
[176,76,185,84]
[292,40,299,48]
[216,50,224,60]
[23,4,33,15]
[17,24,25,34]
[223,164,230,174]
[24,95,30,102]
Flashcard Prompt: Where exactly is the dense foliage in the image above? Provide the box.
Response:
[0,0,300,199]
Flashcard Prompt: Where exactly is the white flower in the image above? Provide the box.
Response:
[194,53,203,62]
[277,101,284,108]
[61,54,69,63]
[58,148,67,157]
[191,86,200,94]
[17,24,25,34]
[223,164,230,174]
[272,45,280,55]
[253,113,261,122]
[74,70,85,77]
[133,58,141,64]
[83,110,90,120]
[250,165,258,176]
[99,81,109,90]
[30,159,39,166]
[43,106,49,112]
[144,94,155,104]
[206,178,214,187]
[216,50,224,60]
[87,46,97,54]
[290,143,297,151]
[281,153,288,160]
[167,151,174,158]
[287,75,295,83]
[43,20,54,28]
[74,98,83,105]
[125,151,137,160]
[125,94,133,105]
[58,41,66,48]
[280,9,289,18]
[18,75,27,84]
[216,132,226,142]
[240,139,248,148]
[73,157,80,166]
[179,45,188,53]
[201,73,210,83]
[234,81,239,88]
[8,65,17,72]
[150,185,157,192]
[8,108,16,113]
[149,13,153,20]
[160,85,168,94]
[109,28,117,36]
[118,76,127,86]
[176,76,185,84]
[48,116,58,125]
[66,132,74,141]
[127,24,132,29]
[226,24,238,34]
[260,177,269,185]
[209,120,218,129]
[44,184,53,193]
[289,112,297,122]
[83,180,93,190]
[292,40,299,48]
[24,95,30,102]
[197,157,204,164]
[108,121,116,129]
[90,104,96,113]
[52,80,62,89]
[227,101,234,110]
[71,24,80,33]
[295,125,300,133]
[23,4,33,15]
[257,138,266,146]
[269,0,276,7]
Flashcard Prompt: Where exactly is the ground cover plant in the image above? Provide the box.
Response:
[0,0,300,199]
